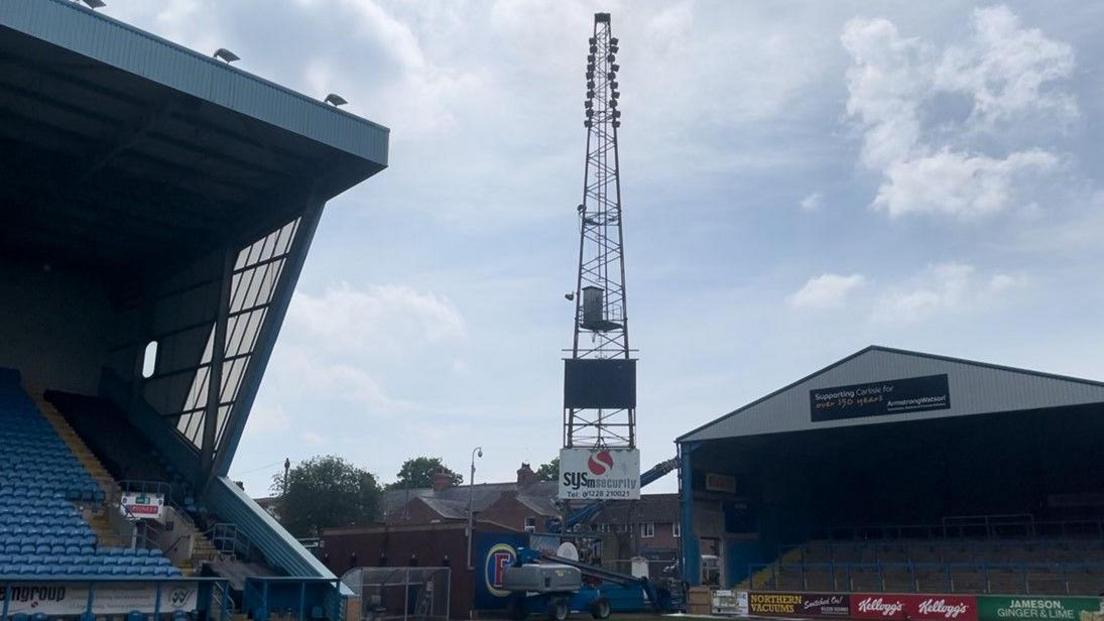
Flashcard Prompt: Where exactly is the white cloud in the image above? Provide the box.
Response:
[871,262,1025,323]
[245,403,291,434]
[288,283,465,354]
[799,192,824,212]
[872,148,1060,219]
[275,346,414,412]
[788,273,867,310]
[935,6,1076,126]
[841,17,931,170]
[842,6,1075,219]
[301,431,326,446]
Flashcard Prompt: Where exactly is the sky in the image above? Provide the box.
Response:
[102,0,1104,495]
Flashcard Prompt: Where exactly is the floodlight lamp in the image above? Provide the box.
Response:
[609,98,617,108]
[587,54,595,62]
[611,64,620,72]
[589,37,596,45]
[611,38,619,46]
[584,120,592,128]
[324,93,348,107]
[608,54,616,62]
[585,109,594,117]
[611,91,620,99]
[565,292,575,302]
[587,81,595,89]
[613,121,621,128]
[212,48,240,63]
[611,81,619,90]
[585,101,592,108]
[590,45,597,53]
[610,45,619,54]
[78,0,106,9]
[613,110,622,118]
[587,90,594,98]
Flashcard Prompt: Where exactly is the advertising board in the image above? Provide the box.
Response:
[712,590,749,616]
[0,582,197,615]
[121,492,165,520]
[472,532,529,610]
[749,592,849,617]
[558,448,640,500]
[811,374,951,422]
[851,594,977,621]
[977,596,1102,621]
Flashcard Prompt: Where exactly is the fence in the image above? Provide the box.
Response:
[341,567,450,621]
[0,576,231,621]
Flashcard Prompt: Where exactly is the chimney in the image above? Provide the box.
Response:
[431,468,451,492]
[516,463,537,488]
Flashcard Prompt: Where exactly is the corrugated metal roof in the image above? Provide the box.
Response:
[0,0,388,166]
[679,346,1104,443]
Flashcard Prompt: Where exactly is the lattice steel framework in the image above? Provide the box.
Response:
[564,13,634,449]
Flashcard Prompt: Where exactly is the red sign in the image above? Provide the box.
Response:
[852,594,977,621]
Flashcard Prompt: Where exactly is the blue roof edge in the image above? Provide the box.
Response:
[1,0,389,167]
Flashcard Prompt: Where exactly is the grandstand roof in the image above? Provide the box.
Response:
[678,345,1104,443]
[0,0,388,275]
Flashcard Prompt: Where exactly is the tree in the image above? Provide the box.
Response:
[535,457,559,482]
[271,455,381,538]
[388,457,462,490]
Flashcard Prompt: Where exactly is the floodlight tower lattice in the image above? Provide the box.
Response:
[564,12,634,450]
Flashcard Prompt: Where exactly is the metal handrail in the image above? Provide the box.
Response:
[809,516,1104,542]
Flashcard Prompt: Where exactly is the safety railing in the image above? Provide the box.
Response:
[811,517,1104,542]
[0,576,231,621]
[746,560,1104,595]
[243,576,344,621]
[783,537,1104,565]
[208,522,254,561]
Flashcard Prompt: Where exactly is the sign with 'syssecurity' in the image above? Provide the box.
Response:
[558,448,640,500]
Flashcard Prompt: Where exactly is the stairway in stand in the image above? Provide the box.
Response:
[30,390,119,501]
[29,389,128,547]
[26,388,222,575]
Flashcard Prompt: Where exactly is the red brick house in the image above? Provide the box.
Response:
[382,463,559,532]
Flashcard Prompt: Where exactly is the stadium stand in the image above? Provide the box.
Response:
[0,368,182,578]
[745,516,1104,595]
[0,0,387,615]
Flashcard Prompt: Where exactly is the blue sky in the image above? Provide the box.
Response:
[107,1,1104,494]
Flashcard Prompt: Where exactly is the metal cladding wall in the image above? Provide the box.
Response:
[679,346,1104,442]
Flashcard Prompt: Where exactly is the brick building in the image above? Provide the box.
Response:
[382,464,559,532]
[589,493,681,565]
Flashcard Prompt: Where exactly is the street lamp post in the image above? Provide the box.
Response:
[467,446,483,569]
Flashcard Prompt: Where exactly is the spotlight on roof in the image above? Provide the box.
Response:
[77,0,106,9]
[212,48,240,63]
[324,93,349,107]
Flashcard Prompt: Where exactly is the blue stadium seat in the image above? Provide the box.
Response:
[0,375,181,580]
